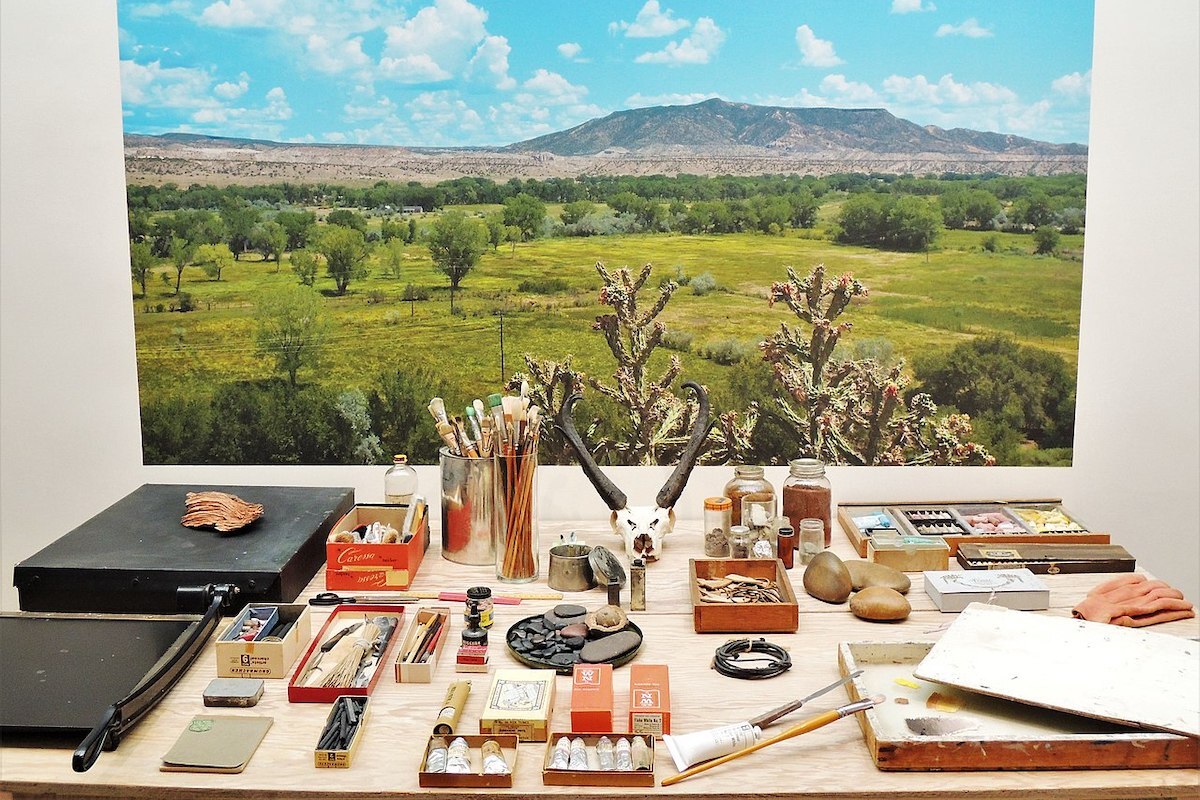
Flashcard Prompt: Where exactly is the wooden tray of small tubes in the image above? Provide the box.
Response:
[838,500,1110,558]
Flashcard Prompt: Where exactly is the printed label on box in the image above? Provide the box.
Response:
[631,713,664,736]
[574,666,603,687]
[633,689,660,707]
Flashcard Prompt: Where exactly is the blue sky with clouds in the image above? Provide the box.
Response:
[118,0,1094,147]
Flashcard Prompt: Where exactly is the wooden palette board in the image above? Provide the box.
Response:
[838,640,1197,771]
[915,604,1200,738]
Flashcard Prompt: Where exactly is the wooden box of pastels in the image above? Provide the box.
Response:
[325,503,429,591]
[418,734,518,788]
[542,733,656,787]
[838,500,1109,558]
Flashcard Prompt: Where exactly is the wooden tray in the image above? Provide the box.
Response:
[688,559,798,633]
[837,500,1110,558]
[542,733,656,787]
[418,734,517,788]
[837,641,1197,771]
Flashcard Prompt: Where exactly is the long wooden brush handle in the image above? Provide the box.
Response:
[660,709,842,786]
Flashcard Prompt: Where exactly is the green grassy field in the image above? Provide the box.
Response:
[133,221,1082,462]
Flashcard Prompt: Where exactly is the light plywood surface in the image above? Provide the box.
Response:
[1,520,1198,799]
[915,603,1200,737]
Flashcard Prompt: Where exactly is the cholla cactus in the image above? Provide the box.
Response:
[763,264,993,466]
[516,262,756,466]
[507,355,589,465]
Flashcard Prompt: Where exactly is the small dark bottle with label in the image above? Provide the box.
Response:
[777,526,796,569]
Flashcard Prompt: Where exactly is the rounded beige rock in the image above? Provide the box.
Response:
[849,586,911,621]
[802,551,853,603]
[845,559,911,594]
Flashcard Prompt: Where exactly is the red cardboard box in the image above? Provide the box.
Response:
[325,503,429,590]
[571,663,614,733]
[628,664,670,736]
[288,604,406,703]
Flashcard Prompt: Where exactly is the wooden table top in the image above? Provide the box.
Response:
[2,519,1197,799]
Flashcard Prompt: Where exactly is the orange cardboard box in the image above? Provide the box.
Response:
[325,503,429,590]
[571,663,613,733]
[628,664,670,736]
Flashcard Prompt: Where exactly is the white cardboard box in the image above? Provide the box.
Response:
[922,568,1049,612]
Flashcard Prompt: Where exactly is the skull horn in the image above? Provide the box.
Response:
[655,381,710,510]
[559,393,628,512]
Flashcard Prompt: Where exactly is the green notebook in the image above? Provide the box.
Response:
[161,715,273,773]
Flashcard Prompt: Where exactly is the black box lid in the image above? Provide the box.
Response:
[14,484,354,613]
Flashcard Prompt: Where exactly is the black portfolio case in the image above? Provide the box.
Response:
[14,484,354,613]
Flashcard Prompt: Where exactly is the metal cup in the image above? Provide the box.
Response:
[547,543,596,592]
[439,447,498,565]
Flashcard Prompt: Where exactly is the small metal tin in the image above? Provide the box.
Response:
[548,543,596,592]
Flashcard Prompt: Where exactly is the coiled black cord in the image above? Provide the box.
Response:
[711,638,792,680]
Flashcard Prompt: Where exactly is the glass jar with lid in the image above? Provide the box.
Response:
[741,496,777,559]
[723,465,776,527]
[703,497,733,557]
[727,525,752,559]
[782,458,832,547]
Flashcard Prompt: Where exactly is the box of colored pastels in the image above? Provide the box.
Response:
[216,603,312,679]
[837,500,1109,558]
[542,733,656,787]
[419,734,517,788]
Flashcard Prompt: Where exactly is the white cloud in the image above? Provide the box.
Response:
[405,91,484,143]
[130,1,192,18]
[820,74,880,104]
[611,1,690,38]
[305,33,371,74]
[882,73,1015,106]
[935,18,992,38]
[626,91,719,108]
[213,72,250,99]
[120,59,214,108]
[381,0,488,83]
[795,24,843,68]
[890,0,935,13]
[199,0,283,28]
[557,42,582,60]
[1052,69,1091,99]
[466,35,516,90]
[518,69,588,106]
[344,89,399,121]
[634,17,725,65]
[263,86,291,119]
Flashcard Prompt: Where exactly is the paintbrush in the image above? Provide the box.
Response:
[661,695,883,786]
[465,405,483,444]
[435,421,459,455]
[748,670,864,728]
[427,397,449,426]
[453,416,478,458]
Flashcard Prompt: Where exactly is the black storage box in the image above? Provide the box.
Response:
[14,484,354,613]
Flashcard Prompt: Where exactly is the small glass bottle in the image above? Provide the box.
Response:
[777,526,796,569]
[723,465,776,527]
[465,586,494,629]
[384,453,419,506]
[703,496,733,557]
[798,518,825,565]
[728,525,752,559]
[782,458,832,547]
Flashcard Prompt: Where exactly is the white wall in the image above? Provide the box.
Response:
[2,1,1196,611]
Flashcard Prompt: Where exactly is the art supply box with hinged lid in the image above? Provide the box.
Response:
[15,484,355,612]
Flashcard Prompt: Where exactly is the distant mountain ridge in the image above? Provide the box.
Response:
[506,98,1086,157]
[123,99,1088,185]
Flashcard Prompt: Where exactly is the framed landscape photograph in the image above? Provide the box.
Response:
[118,0,1094,468]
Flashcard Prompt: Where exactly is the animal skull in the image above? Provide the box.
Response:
[558,382,709,562]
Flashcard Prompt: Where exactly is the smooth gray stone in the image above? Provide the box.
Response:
[580,630,641,663]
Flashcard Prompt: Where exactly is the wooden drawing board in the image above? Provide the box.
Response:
[915,604,1200,738]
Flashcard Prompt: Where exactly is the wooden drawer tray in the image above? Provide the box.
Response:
[836,641,1196,771]
[688,559,797,633]
[838,500,1110,558]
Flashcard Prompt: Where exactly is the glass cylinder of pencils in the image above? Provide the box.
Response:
[494,446,539,582]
